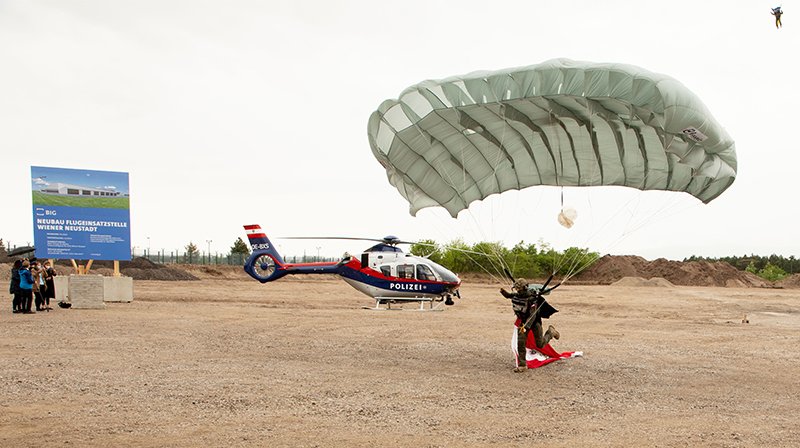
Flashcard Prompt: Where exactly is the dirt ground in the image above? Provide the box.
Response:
[2,277,799,447]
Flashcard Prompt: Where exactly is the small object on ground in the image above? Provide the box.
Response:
[58,301,72,309]
[512,366,528,373]
[742,314,749,324]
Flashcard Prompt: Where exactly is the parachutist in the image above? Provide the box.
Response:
[772,7,783,28]
[501,278,560,371]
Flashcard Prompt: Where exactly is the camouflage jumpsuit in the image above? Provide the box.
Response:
[501,281,557,367]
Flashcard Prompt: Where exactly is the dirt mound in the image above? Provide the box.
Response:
[576,255,771,287]
[76,258,200,280]
[611,276,675,287]
[777,273,800,289]
[121,267,198,281]
[577,255,650,282]
[0,258,199,281]
[181,265,249,280]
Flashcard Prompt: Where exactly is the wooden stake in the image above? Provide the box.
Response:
[113,260,120,277]
[71,259,79,274]
[85,259,94,274]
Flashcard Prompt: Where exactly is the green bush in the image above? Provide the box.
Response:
[757,263,787,282]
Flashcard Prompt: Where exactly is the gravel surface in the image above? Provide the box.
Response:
[2,278,798,447]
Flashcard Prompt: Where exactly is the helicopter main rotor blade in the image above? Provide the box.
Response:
[280,236,434,246]
[279,236,389,243]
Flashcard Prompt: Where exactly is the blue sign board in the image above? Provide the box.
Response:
[31,166,131,260]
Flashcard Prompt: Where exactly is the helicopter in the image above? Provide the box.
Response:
[242,224,462,310]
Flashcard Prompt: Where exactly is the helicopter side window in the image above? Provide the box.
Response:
[380,265,391,277]
[416,264,436,281]
[397,264,415,279]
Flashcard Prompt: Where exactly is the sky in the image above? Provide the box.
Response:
[0,0,797,261]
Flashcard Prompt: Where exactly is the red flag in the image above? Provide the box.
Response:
[511,322,583,369]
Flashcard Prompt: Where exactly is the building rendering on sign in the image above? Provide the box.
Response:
[31,166,131,261]
[39,182,122,197]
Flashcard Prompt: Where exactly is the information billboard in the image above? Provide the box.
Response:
[31,166,131,260]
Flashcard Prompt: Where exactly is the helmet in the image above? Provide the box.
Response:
[513,278,529,291]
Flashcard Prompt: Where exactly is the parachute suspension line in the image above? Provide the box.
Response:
[559,108,609,281]
[555,104,696,284]
[410,104,507,283]
[464,211,513,281]
[437,74,519,285]
[552,186,570,277]
[385,87,507,285]
[618,196,697,240]
[427,153,514,286]
[562,170,700,283]
[561,251,602,284]
[610,153,699,242]
[549,114,580,281]
[557,188,653,281]
[421,134,516,285]
[416,207,511,285]
[551,101,603,283]
[440,242,510,285]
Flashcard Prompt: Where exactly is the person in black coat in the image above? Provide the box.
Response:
[43,260,56,310]
[10,259,22,313]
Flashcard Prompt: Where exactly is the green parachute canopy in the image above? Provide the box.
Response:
[368,58,737,218]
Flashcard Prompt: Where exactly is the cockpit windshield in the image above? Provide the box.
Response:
[429,263,459,283]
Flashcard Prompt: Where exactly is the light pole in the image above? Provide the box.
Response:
[316,246,321,261]
[147,236,151,257]
[206,240,212,263]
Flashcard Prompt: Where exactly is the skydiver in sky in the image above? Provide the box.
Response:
[772,6,783,29]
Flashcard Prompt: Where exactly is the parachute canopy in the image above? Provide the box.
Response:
[368,58,737,218]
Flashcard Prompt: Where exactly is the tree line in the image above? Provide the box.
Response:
[408,239,599,279]
[684,254,800,281]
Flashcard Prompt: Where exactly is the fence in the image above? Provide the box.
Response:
[1,241,337,266]
[132,249,338,266]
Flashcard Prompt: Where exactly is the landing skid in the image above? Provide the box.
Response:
[363,296,445,311]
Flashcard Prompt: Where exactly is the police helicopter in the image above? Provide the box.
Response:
[242,224,461,310]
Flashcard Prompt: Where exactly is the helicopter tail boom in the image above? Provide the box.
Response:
[242,224,345,283]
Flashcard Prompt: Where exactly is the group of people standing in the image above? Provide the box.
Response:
[9,258,56,314]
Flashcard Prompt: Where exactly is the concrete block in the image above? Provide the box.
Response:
[68,275,105,309]
[104,276,133,302]
[53,276,69,303]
